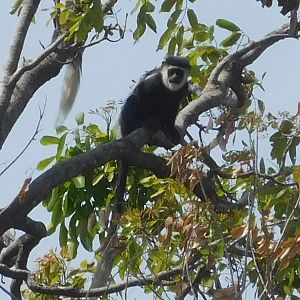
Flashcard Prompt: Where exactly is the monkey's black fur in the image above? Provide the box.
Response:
[116,56,190,213]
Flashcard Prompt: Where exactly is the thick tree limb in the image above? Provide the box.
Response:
[1,1,40,76]
[0,264,29,280]
[0,228,45,267]
[10,234,42,299]
[0,45,76,149]
[0,0,41,132]
[0,128,169,235]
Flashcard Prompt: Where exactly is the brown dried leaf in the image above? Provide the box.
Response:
[183,223,192,235]
[183,214,194,226]
[213,286,240,300]
[231,224,248,239]
[19,177,31,204]
[162,216,174,245]
[189,170,201,191]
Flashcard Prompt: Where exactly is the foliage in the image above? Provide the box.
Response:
[36,104,300,299]
[23,247,95,300]
[4,0,300,299]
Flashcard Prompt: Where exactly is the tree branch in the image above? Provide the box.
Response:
[1,1,41,76]
[0,0,41,129]
[0,228,46,268]
[175,25,299,135]
[26,264,190,297]
[10,234,41,299]
[0,128,169,235]
[9,34,67,88]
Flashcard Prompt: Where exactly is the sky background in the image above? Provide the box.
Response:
[1,0,300,299]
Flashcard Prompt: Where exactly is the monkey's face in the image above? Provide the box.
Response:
[161,64,190,92]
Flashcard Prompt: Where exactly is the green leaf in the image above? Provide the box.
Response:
[56,133,67,160]
[47,187,59,211]
[175,0,183,10]
[40,135,60,145]
[62,191,69,217]
[87,124,100,133]
[92,0,104,32]
[92,173,105,186]
[176,24,184,52]
[259,158,265,174]
[69,214,77,239]
[134,4,147,40]
[59,9,70,26]
[280,120,293,134]
[167,9,181,28]
[216,19,241,32]
[168,36,176,55]
[160,0,176,12]
[80,260,88,269]
[51,199,63,228]
[73,175,85,189]
[145,2,155,12]
[194,31,212,42]
[283,285,292,296]
[37,156,55,171]
[56,125,68,135]
[78,216,93,252]
[47,222,57,235]
[59,222,68,247]
[293,166,300,184]
[75,112,85,126]
[146,14,157,33]
[10,0,23,15]
[270,132,288,164]
[221,32,241,47]
[68,20,81,40]
[275,188,287,199]
[187,9,199,31]
[68,239,79,259]
[157,25,176,50]
[134,23,146,40]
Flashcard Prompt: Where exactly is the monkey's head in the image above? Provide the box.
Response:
[161,56,191,92]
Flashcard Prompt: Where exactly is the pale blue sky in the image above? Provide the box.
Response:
[1,1,300,299]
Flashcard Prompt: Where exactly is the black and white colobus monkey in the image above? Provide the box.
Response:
[116,56,191,212]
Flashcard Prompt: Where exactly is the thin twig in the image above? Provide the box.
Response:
[9,34,66,87]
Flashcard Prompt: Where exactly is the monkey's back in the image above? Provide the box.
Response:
[120,71,188,137]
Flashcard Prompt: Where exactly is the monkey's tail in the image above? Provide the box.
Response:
[115,161,129,213]
[55,53,82,127]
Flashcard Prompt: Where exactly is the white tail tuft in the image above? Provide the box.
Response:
[55,54,82,127]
